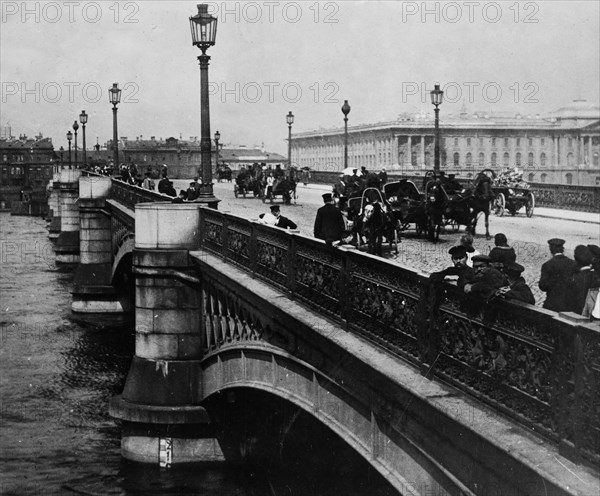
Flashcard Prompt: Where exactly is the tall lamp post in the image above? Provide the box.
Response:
[342,100,351,169]
[190,3,219,208]
[66,130,73,168]
[109,83,122,170]
[430,83,444,172]
[72,121,79,168]
[286,111,294,176]
[79,110,88,168]
[214,130,220,169]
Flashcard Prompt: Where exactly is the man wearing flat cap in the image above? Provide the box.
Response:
[497,262,535,305]
[429,245,473,290]
[464,254,508,300]
[314,193,345,246]
[270,205,298,230]
[539,238,577,312]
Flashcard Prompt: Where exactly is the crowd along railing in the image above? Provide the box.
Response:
[197,206,600,467]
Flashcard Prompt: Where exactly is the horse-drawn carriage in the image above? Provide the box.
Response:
[216,164,232,182]
[234,171,262,198]
[262,176,297,205]
[487,168,534,217]
[383,180,428,236]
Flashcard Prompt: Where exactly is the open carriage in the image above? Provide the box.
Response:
[492,186,535,217]
[262,176,297,205]
[346,187,401,255]
[383,180,428,236]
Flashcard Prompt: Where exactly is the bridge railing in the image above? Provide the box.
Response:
[198,206,600,466]
[109,178,172,208]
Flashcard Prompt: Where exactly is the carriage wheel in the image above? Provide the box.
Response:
[494,193,505,217]
[526,193,535,218]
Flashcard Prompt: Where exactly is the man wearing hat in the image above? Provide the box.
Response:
[314,193,345,246]
[270,205,297,230]
[568,245,595,314]
[489,233,516,269]
[429,245,473,290]
[539,238,577,312]
[464,254,508,301]
[445,174,462,195]
[186,181,200,201]
[497,262,535,305]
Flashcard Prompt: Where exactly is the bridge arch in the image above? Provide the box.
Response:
[200,343,471,496]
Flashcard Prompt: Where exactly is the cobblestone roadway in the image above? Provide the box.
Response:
[178,180,599,307]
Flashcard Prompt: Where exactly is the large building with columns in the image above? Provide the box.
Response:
[291,100,600,185]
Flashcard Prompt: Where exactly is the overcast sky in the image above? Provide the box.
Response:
[1,0,599,154]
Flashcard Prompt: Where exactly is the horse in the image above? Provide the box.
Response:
[424,180,446,242]
[466,173,494,239]
[352,201,400,255]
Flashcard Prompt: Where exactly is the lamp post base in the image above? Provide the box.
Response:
[194,183,220,209]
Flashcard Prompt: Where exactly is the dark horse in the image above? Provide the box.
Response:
[425,174,492,242]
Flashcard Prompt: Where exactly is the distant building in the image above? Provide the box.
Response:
[0,134,56,207]
[291,100,600,185]
[118,136,286,178]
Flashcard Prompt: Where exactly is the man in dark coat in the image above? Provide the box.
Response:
[464,255,508,301]
[271,205,297,230]
[539,238,577,312]
[314,193,345,246]
[497,262,535,305]
[429,245,473,291]
[489,233,517,269]
[158,173,171,194]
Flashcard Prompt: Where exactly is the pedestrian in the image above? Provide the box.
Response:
[496,262,535,305]
[489,233,516,269]
[429,245,473,291]
[158,173,170,194]
[581,245,600,319]
[464,254,509,301]
[265,173,275,198]
[568,245,595,314]
[378,168,388,186]
[538,238,577,312]
[270,205,297,230]
[257,212,277,226]
[163,180,177,198]
[459,233,479,267]
[187,181,199,201]
[314,192,345,246]
[142,172,155,190]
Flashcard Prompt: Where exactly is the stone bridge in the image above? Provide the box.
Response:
[45,172,599,495]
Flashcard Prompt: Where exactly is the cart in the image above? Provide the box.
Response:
[492,186,535,217]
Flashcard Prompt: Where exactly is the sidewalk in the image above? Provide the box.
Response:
[296,183,600,225]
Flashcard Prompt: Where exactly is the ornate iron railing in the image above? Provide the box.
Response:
[197,207,600,466]
[109,178,171,210]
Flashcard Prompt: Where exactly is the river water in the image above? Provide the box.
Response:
[0,213,397,496]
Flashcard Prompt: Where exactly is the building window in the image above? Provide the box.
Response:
[491,152,497,166]
[504,138,509,147]
[541,138,545,146]
[492,138,496,147]
[565,173,573,185]
[567,152,574,167]
[594,152,599,167]
[453,152,460,166]
[479,138,483,147]
[528,152,534,167]
[466,152,472,167]
[568,137,573,147]
[516,152,521,166]
[541,173,547,183]
[2,154,6,162]
[467,138,471,146]
[528,173,535,182]
[540,152,546,167]
[528,138,533,147]
[411,151,417,166]
[454,138,458,147]
[478,152,485,167]
[516,138,521,147]
[503,152,510,167]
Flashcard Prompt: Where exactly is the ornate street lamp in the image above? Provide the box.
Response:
[66,130,73,169]
[109,83,122,170]
[190,3,219,208]
[72,120,79,168]
[79,110,88,168]
[286,111,294,177]
[341,100,351,169]
[214,130,221,168]
[430,83,444,172]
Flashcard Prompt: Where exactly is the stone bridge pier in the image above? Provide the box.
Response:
[109,203,224,465]
[47,168,81,264]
